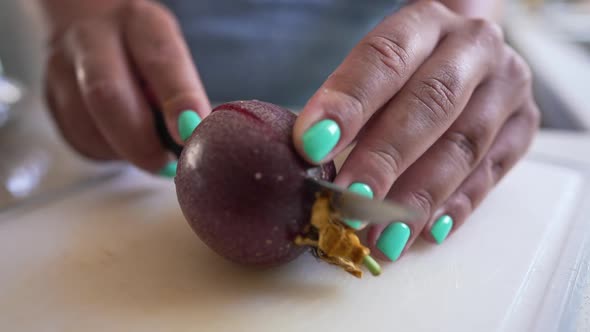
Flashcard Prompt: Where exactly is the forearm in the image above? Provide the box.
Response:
[437,0,504,21]
[37,0,128,38]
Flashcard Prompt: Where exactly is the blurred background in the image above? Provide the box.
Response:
[0,1,124,212]
[0,0,589,211]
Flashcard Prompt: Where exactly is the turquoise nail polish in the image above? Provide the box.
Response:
[178,110,201,141]
[377,222,411,261]
[430,215,453,244]
[302,119,340,162]
[343,182,374,229]
[158,161,177,178]
[344,220,363,230]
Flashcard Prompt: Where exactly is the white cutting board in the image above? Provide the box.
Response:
[0,149,589,331]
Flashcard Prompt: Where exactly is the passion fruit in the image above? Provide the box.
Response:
[175,100,336,267]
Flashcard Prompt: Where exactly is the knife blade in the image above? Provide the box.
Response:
[304,176,417,224]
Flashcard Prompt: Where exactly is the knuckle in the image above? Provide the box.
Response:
[442,129,487,169]
[484,149,512,183]
[321,88,366,127]
[489,156,507,182]
[362,34,411,78]
[409,189,436,216]
[468,18,504,45]
[457,190,475,213]
[411,69,461,123]
[443,190,478,230]
[363,139,404,192]
[453,191,475,217]
[502,47,533,87]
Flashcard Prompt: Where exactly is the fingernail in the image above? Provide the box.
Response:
[158,160,177,178]
[376,222,411,261]
[178,110,201,141]
[430,214,453,244]
[343,182,373,229]
[302,119,340,162]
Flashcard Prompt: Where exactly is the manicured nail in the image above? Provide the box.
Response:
[430,214,453,244]
[178,110,201,141]
[158,160,177,178]
[302,119,340,162]
[376,222,410,262]
[343,182,373,229]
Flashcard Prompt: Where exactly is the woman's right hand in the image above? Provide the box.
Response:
[44,0,209,176]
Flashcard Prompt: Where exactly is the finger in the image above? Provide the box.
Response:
[365,51,531,261]
[361,47,531,262]
[293,0,460,163]
[44,47,117,160]
[67,18,175,175]
[423,101,540,244]
[336,18,505,200]
[123,1,210,144]
[362,46,532,261]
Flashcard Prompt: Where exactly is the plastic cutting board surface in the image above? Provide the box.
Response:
[0,158,588,332]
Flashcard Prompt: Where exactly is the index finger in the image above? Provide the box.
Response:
[123,1,210,144]
[293,0,459,164]
[68,19,172,174]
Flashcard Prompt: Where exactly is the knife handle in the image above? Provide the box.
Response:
[152,105,183,158]
[142,83,183,159]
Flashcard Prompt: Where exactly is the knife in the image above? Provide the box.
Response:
[142,82,183,158]
[152,105,183,158]
[304,176,417,224]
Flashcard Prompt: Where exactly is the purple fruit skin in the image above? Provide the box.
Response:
[175,100,336,267]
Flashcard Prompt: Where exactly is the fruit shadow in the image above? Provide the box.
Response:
[51,195,340,318]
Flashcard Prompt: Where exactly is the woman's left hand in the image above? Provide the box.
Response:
[292,0,540,262]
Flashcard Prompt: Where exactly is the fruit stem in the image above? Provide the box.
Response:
[363,255,381,276]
